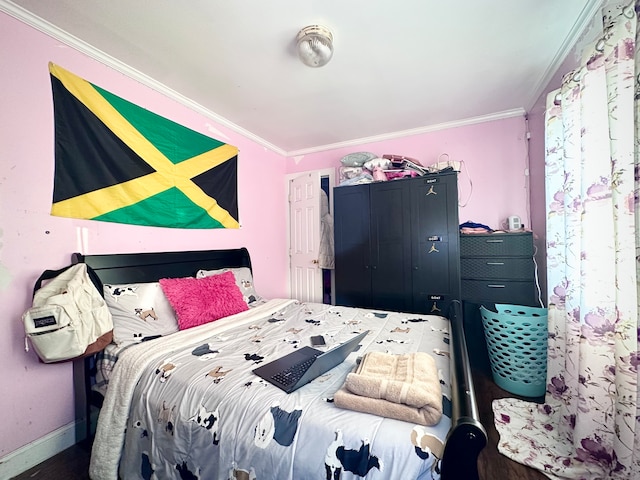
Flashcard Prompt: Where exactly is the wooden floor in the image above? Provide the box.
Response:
[11,439,92,480]
[473,366,548,480]
[11,367,548,480]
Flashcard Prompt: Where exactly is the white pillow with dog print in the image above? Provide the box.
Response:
[104,282,178,347]
[196,267,266,306]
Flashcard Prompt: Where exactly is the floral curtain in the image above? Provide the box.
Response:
[491,2,640,479]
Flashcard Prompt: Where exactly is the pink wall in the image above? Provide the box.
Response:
[0,12,288,458]
[287,116,533,234]
[1,9,551,463]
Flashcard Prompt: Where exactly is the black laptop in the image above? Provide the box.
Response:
[253,330,369,393]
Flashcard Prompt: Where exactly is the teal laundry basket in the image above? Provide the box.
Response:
[480,304,548,397]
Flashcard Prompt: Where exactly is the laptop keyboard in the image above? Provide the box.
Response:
[271,356,316,387]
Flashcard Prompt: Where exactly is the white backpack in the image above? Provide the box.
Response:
[22,263,113,363]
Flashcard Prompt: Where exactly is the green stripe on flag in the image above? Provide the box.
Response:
[94,187,224,229]
[92,85,225,164]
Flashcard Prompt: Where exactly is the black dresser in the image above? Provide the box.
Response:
[460,232,538,307]
[459,231,540,370]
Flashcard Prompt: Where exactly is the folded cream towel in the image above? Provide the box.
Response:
[334,351,443,426]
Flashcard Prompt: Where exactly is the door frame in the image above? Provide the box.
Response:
[285,168,336,303]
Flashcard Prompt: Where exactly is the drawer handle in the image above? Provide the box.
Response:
[487,284,506,288]
[486,239,504,243]
[486,262,505,265]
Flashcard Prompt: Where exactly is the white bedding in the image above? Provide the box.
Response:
[89,299,452,480]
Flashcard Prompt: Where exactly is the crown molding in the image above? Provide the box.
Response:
[525,0,605,111]
[2,0,535,159]
[0,0,287,157]
[286,108,526,157]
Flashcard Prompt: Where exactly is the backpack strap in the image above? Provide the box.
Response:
[85,264,105,298]
[32,264,105,299]
[32,265,74,298]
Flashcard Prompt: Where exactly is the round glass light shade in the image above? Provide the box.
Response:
[296,25,334,68]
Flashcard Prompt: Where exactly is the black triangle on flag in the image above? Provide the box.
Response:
[192,155,239,222]
[51,75,155,203]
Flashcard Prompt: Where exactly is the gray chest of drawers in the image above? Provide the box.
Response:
[460,232,538,307]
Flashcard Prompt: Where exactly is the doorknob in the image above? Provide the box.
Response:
[312,259,319,264]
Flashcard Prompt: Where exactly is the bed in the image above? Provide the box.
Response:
[71,248,486,480]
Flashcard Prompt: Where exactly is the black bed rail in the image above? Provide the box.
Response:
[441,299,487,480]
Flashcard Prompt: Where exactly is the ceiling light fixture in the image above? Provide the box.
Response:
[296,25,334,68]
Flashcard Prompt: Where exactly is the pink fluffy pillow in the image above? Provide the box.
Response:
[159,271,249,330]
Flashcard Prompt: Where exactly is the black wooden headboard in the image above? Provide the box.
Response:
[72,247,252,285]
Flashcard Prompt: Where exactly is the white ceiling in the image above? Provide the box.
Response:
[3,0,602,156]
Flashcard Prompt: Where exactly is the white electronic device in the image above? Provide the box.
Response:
[508,215,522,231]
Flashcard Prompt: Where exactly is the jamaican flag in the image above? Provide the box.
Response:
[49,62,239,229]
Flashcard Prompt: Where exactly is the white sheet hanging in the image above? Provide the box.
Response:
[318,189,334,269]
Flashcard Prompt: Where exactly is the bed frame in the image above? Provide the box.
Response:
[71,247,486,479]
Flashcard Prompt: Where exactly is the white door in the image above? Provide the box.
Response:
[289,171,322,303]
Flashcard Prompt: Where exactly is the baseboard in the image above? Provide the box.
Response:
[0,419,85,479]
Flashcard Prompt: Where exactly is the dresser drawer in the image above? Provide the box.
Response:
[460,233,534,257]
[461,279,537,306]
[460,257,534,280]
